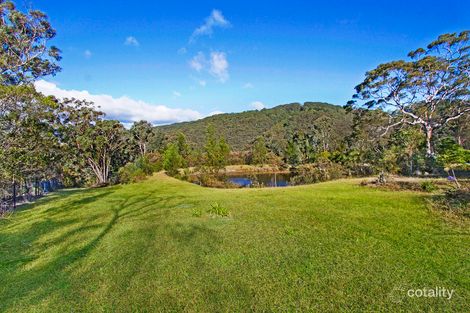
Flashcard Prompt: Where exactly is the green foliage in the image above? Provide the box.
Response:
[285,141,302,166]
[437,138,470,170]
[176,132,190,156]
[207,202,229,217]
[162,143,184,176]
[1,18,469,194]
[136,154,161,174]
[251,136,268,165]
[130,121,162,156]
[158,102,352,152]
[0,85,62,189]
[290,162,345,185]
[421,181,437,192]
[350,31,470,156]
[118,154,162,184]
[71,118,128,186]
[118,164,146,184]
[204,125,230,172]
[389,128,425,175]
[0,1,61,85]
[378,148,401,174]
[175,132,190,167]
[436,138,470,188]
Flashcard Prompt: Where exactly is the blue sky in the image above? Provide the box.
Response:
[32,0,470,124]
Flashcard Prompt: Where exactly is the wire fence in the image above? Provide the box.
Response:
[0,178,61,216]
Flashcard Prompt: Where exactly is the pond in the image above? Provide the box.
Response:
[226,172,294,187]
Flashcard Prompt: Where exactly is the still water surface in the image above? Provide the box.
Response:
[227,173,293,187]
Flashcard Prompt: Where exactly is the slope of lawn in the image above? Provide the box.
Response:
[0,173,468,312]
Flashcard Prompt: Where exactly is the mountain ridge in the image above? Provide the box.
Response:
[157,101,353,151]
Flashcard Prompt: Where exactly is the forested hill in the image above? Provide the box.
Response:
[157,102,353,151]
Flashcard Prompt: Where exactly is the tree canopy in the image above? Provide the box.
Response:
[348,31,469,156]
[0,0,61,85]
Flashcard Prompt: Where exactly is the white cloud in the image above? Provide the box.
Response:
[34,80,202,125]
[189,52,206,71]
[198,80,207,87]
[209,51,229,82]
[172,91,182,97]
[251,101,265,110]
[84,50,92,58]
[243,83,254,89]
[177,47,187,55]
[189,51,229,83]
[124,36,140,47]
[190,9,230,43]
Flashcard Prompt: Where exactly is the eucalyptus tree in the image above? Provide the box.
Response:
[130,121,154,157]
[348,31,469,157]
[0,84,62,192]
[79,120,128,185]
[0,0,61,85]
[0,0,62,197]
[61,99,128,185]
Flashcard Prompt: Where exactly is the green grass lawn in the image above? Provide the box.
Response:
[0,173,468,312]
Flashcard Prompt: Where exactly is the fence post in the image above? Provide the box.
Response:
[12,181,16,209]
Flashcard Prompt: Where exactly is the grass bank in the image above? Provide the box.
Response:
[0,173,468,312]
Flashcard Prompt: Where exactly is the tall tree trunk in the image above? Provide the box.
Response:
[87,158,106,185]
[12,179,16,209]
[425,126,434,157]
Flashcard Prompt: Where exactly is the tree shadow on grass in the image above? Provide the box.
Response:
[1,189,117,231]
[0,189,181,311]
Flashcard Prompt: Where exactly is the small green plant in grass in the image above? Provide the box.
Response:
[284,226,296,235]
[421,181,437,192]
[192,208,202,217]
[207,202,229,217]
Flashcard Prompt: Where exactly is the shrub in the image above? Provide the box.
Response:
[290,162,346,185]
[139,153,162,174]
[179,168,191,181]
[421,181,437,192]
[163,143,184,176]
[188,166,235,188]
[118,163,146,184]
[118,154,162,184]
[230,151,248,165]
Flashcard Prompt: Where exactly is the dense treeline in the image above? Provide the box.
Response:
[158,102,352,151]
[1,1,469,207]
